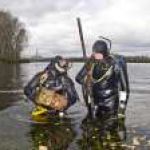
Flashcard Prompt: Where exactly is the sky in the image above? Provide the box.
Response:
[0,0,150,57]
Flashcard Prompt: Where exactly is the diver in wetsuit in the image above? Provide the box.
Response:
[76,40,130,118]
[24,56,79,116]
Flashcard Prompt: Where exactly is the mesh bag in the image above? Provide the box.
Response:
[35,87,68,111]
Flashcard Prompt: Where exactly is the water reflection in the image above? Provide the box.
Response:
[28,112,127,150]
[0,63,22,90]
[0,63,150,149]
[29,123,75,150]
[0,63,23,110]
[78,115,126,150]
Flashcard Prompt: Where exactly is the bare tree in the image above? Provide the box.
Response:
[0,11,28,62]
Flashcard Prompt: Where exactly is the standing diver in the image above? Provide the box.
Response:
[75,39,130,118]
[24,56,79,118]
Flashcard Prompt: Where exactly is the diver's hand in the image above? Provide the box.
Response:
[119,91,127,109]
[59,112,64,118]
[119,91,127,101]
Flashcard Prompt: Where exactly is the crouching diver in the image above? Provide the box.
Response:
[75,38,130,119]
[24,56,79,118]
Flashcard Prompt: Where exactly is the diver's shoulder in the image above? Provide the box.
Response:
[111,54,125,59]
[110,54,126,63]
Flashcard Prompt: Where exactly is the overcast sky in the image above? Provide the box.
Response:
[0,0,150,57]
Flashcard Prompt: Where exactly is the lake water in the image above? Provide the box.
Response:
[0,63,150,150]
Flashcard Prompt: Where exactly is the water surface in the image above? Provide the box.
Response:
[0,63,150,150]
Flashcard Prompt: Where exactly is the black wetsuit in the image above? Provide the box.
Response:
[24,61,79,109]
[76,55,129,117]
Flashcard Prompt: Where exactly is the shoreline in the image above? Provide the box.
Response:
[1,56,150,63]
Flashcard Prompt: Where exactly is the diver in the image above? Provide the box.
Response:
[24,56,79,118]
[75,38,130,118]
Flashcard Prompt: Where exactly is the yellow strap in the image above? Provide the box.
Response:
[39,72,48,85]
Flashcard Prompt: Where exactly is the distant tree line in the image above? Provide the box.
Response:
[125,56,150,63]
[1,55,150,63]
[0,10,28,62]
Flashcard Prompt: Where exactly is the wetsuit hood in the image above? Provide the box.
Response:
[92,40,109,57]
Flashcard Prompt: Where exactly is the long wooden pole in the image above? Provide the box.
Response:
[77,17,87,58]
[77,17,93,118]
